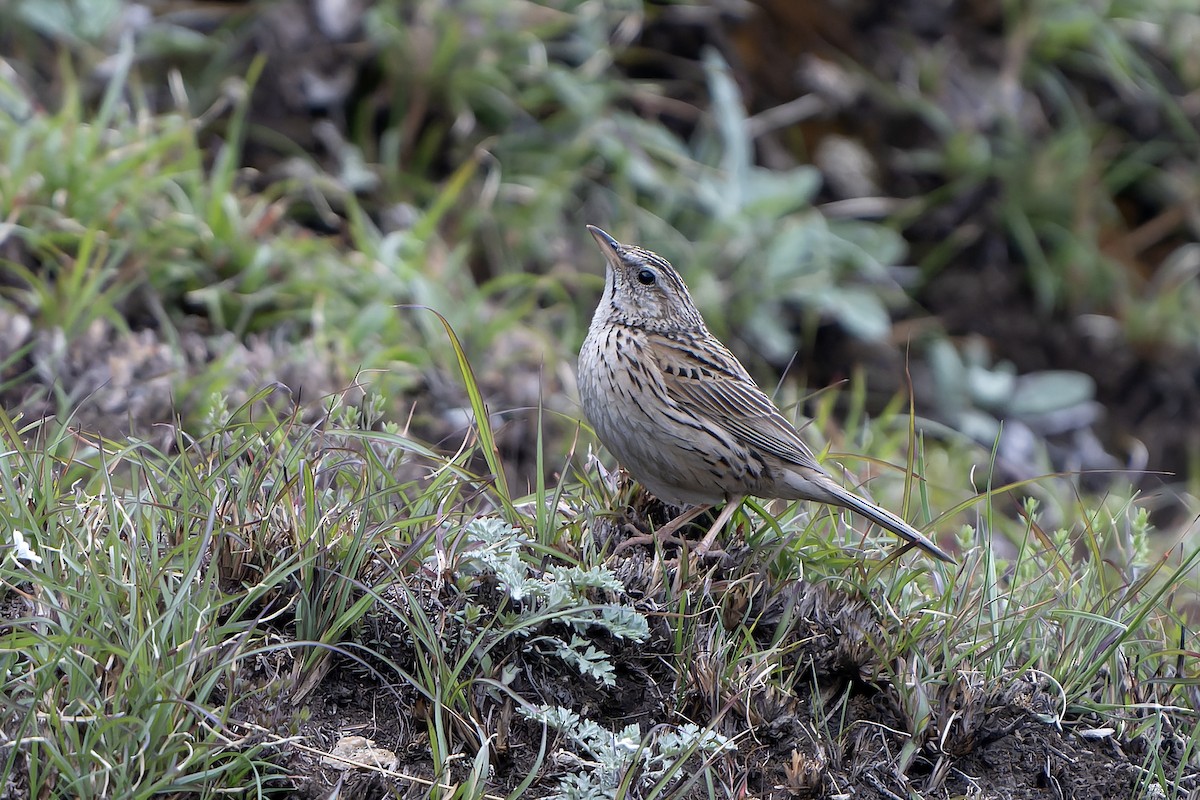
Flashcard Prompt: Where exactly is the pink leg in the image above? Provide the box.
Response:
[692,496,744,556]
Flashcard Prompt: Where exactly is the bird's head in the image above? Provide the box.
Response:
[586,225,705,331]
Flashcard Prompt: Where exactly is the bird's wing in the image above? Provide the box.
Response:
[648,331,825,472]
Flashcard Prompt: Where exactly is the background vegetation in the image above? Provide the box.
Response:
[1,0,1198,797]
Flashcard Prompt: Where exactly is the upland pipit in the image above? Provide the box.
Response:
[577,225,954,563]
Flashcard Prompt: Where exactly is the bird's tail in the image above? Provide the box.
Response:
[822,481,955,563]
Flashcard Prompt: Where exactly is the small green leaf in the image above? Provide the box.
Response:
[763,212,834,280]
[967,363,1017,410]
[742,166,821,218]
[1008,371,1096,416]
[828,218,908,277]
[743,311,796,363]
[818,286,892,340]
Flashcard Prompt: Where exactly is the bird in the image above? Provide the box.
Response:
[577,224,954,563]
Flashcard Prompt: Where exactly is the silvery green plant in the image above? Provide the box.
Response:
[521,705,734,799]
[452,517,648,685]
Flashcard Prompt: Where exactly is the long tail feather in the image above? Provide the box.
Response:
[824,482,955,563]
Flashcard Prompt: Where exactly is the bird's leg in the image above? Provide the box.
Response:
[612,503,712,555]
[692,495,744,556]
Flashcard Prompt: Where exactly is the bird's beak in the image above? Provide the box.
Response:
[586,225,622,263]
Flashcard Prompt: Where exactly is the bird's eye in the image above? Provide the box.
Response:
[636,268,656,286]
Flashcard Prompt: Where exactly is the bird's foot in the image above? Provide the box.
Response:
[611,523,689,555]
[611,504,713,555]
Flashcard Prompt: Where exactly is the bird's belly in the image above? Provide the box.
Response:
[599,417,727,505]
[578,356,757,505]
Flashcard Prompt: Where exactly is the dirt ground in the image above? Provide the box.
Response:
[271,541,1191,799]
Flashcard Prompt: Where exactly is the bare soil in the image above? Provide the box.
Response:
[256,531,1191,798]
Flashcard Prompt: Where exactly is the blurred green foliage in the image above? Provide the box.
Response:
[0,0,1197,459]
